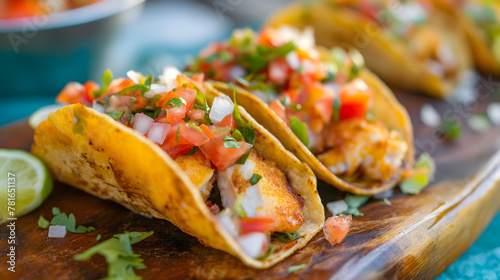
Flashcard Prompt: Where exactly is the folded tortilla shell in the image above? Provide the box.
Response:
[210,66,414,196]
[31,85,324,269]
[265,1,473,98]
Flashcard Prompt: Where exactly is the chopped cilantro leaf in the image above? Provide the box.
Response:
[342,194,369,216]
[107,111,125,121]
[42,207,96,233]
[288,264,307,273]
[183,146,198,156]
[92,69,114,98]
[74,231,154,280]
[223,135,242,149]
[166,97,185,109]
[249,173,262,185]
[176,126,180,143]
[232,90,245,126]
[276,232,301,242]
[234,196,247,218]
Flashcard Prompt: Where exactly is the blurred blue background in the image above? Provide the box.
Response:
[0,0,498,278]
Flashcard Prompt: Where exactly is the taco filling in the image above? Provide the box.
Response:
[55,69,306,259]
[187,27,408,183]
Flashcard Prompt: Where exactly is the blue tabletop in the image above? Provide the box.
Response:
[1,1,499,278]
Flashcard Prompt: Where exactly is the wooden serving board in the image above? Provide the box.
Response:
[1,84,500,279]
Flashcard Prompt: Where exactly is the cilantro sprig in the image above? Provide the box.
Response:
[276,231,301,242]
[38,207,95,233]
[74,231,154,280]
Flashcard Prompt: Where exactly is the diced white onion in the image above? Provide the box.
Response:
[487,103,500,126]
[393,2,428,24]
[158,66,181,87]
[147,123,171,144]
[92,102,105,113]
[352,79,368,91]
[133,113,154,135]
[126,70,142,84]
[217,210,238,237]
[274,26,315,51]
[286,51,300,70]
[420,104,441,127]
[236,232,268,258]
[301,59,316,73]
[230,65,247,80]
[144,84,171,98]
[48,225,66,238]
[209,95,234,124]
[326,200,348,215]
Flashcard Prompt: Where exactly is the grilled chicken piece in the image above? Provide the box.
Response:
[217,150,305,233]
[317,119,408,181]
[175,150,215,201]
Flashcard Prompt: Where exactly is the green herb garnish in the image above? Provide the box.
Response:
[231,129,245,141]
[441,121,461,140]
[92,69,113,98]
[249,173,262,185]
[223,135,242,149]
[290,117,309,147]
[287,264,307,273]
[74,231,154,280]
[166,97,185,109]
[175,126,181,143]
[233,90,245,126]
[342,194,369,216]
[116,84,150,96]
[107,110,125,121]
[400,153,435,194]
[183,146,198,156]
[46,207,95,233]
[333,98,341,122]
[186,122,203,133]
[276,232,301,242]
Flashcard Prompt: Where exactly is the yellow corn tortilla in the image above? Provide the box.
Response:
[431,0,500,76]
[265,1,473,98]
[210,67,414,196]
[31,85,324,269]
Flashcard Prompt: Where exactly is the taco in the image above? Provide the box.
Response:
[31,69,324,269]
[265,0,473,98]
[187,27,414,195]
[431,0,500,76]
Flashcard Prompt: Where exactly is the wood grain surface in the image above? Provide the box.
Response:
[1,84,500,279]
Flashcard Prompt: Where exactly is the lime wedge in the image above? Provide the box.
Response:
[0,150,53,222]
[29,104,65,129]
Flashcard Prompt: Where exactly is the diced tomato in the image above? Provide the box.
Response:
[179,123,209,146]
[160,122,195,158]
[313,97,334,123]
[269,100,287,122]
[323,214,351,245]
[190,73,205,83]
[83,81,99,103]
[206,201,220,215]
[167,105,187,123]
[156,91,179,108]
[56,82,86,104]
[268,59,290,85]
[199,135,252,170]
[176,86,197,110]
[190,109,206,121]
[240,217,275,234]
[199,124,215,139]
[215,114,236,130]
[339,79,372,120]
[108,78,134,95]
[258,28,278,48]
[281,89,300,103]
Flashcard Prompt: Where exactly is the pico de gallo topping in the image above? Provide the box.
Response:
[56,67,306,259]
[188,27,410,183]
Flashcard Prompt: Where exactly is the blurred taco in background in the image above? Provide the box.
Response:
[265,0,473,98]
[31,69,324,269]
[187,27,414,195]
[431,0,500,75]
